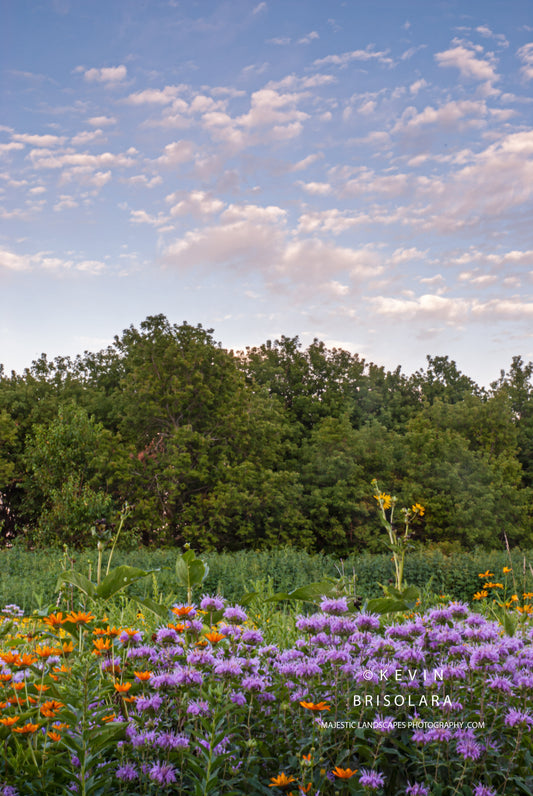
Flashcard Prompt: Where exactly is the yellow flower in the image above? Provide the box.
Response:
[478,570,494,579]
[269,773,297,789]
[473,591,488,600]
[485,582,503,589]
[412,503,425,516]
[503,566,512,573]
[374,493,392,509]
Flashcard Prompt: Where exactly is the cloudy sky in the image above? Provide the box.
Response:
[1,0,533,386]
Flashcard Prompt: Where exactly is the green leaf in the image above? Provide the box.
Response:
[366,597,409,614]
[289,580,336,601]
[95,565,153,600]
[56,570,97,600]
[136,596,169,620]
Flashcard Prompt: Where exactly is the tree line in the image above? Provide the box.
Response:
[0,314,532,552]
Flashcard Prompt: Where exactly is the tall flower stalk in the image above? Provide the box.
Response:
[371,479,424,593]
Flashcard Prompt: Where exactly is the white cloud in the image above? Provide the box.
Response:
[297,31,319,45]
[389,247,427,264]
[125,85,185,105]
[253,2,267,13]
[358,99,377,115]
[435,41,498,91]
[29,148,137,170]
[53,195,79,211]
[156,140,195,166]
[0,247,31,271]
[476,25,509,47]
[410,79,428,95]
[88,116,117,127]
[71,129,105,146]
[314,45,393,68]
[298,181,332,195]
[130,209,170,226]
[370,293,470,323]
[291,153,323,171]
[517,43,533,81]
[13,133,66,147]
[0,142,25,155]
[76,259,106,274]
[167,190,225,217]
[393,99,487,133]
[83,65,127,84]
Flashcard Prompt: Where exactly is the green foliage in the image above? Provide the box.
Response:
[2,546,533,613]
[23,404,114,547]
[1,315,533,552]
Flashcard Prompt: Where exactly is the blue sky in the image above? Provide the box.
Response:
[1,0,533,386]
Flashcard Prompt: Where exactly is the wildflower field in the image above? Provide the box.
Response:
[1,558,533,796]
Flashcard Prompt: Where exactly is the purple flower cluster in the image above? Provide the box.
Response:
[101,597,533,795]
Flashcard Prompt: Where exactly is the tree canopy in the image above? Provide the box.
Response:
[1,316,532,551]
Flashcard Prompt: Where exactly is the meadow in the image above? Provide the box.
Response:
[1,543,533,796]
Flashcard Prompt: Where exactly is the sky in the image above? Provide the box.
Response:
[1,0,533,387]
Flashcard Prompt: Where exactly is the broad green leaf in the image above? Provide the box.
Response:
[95,565,153,600]
[366,597,409,614]
[136,596,170,620]
[56,570,97,600]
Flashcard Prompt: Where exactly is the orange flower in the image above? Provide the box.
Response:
[61,641,74,655]
[40,699,63,717]
[269,773,297,788]
[0,716,19,726]
[102,713,116,723]
[300,701,331,711]
[134,671,152,681]
[16,653,38,667]
[93,638,112,653]
[120,628,140,638]
[204,631,226,644]
[47,731,61,742]
[114,681,132,694]
[478,571,494,579]
[171,605,195,617]
[167,622,185,632]
[11,682,25,692]
[0,652,20,666]
[302,753,312,762]
[43,612,68,628]
[333,767,358,779]
[0,673,12,683]
[65,611,95,624]
[12,722,39,734]
[35,645,60,658]
[473,591,488,600]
